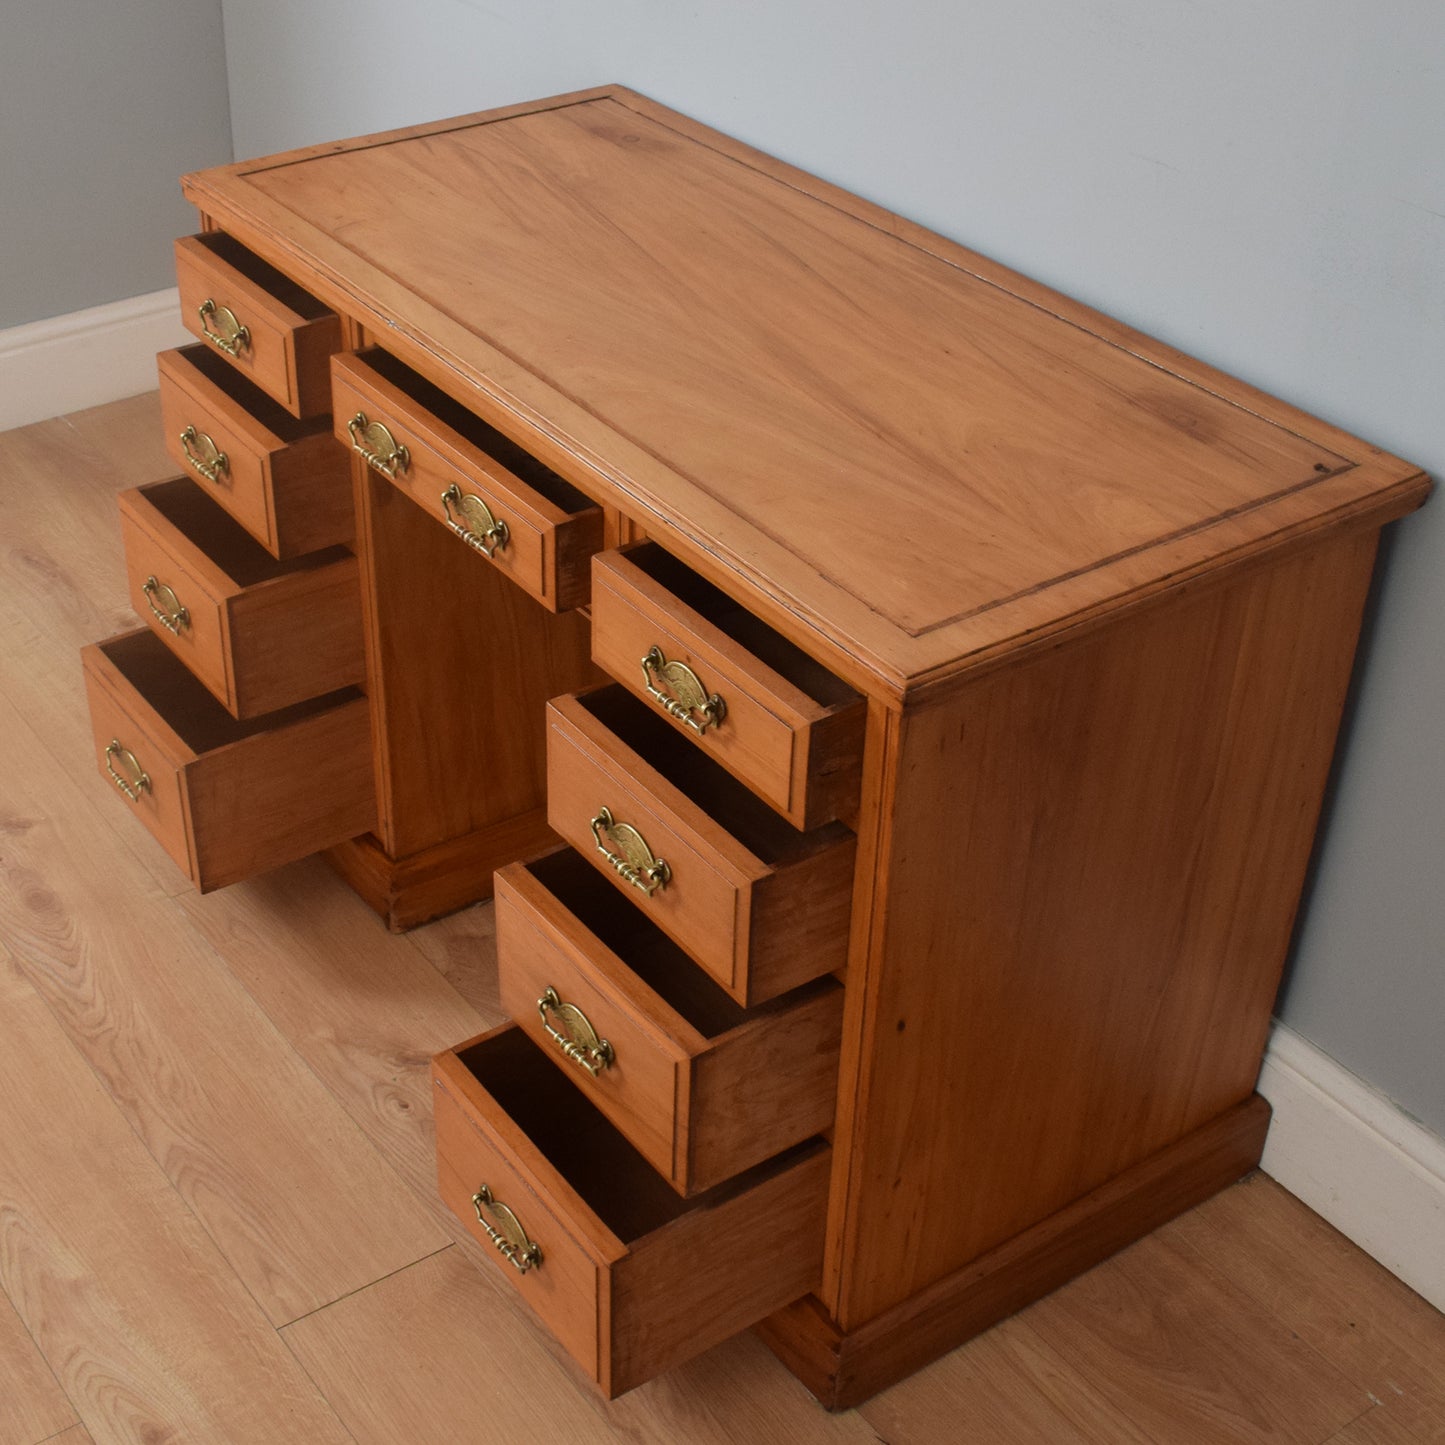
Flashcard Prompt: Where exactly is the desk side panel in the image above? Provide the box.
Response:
[826,527,1379,1327]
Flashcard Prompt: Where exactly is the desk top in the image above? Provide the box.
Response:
[184,86,1428,700]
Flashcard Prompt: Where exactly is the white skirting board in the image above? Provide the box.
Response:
[0,289,191,431]
[1258,1023,1445,1312]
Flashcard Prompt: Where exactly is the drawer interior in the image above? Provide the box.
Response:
[190,231,333,321]
[356,348,594,516]
[520,849,751,1038]
[455,1028,820,1244]
[140,478,349,586]
[623,542,856,708]
[100,630,363,754]
[173,343,331,441]
[573,686,849,863]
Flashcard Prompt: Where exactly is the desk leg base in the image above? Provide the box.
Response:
[325,810,556,931]
[755,1092,1271,1410]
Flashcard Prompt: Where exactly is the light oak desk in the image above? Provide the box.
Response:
[82,86,1430,1404]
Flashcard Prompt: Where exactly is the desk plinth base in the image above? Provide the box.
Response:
[326,810,557,932]
[755,1093,1271,1410]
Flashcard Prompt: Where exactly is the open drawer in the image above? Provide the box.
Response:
[496,847,843,1195]
[332,348,603,611]
[432,1023,830,1398]
[546,686,855,1006]
[174,233,341,418]
[82,629,374,891]
[119,478,364,719]
[158,345,352,559]
[591,544,865,828]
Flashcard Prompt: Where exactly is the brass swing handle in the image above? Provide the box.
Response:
[179,425,229,485]
[471,1186,542,1274]
[197,298,250,358]
[142,576,190,635]
[590,806,670,896]
[347,412,410,479]
[441,483,510,558]
[538,986,614,1076]
[104,740,150,802]
[641,645,726,736]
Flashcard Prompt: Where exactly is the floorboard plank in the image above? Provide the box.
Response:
[0,1285,76,1445]
[1167,1173,1445,1442]
[0,950,351,1445]
[53,394,171,492]
[403,901,504,1024]
[0,691,450,1326]
[858,1311,1154,1444]
[283,1247,882,1445]
[0,401,185,896]
[1322,1405,1434,1444]
[168,857,489,1224]
[1022,1229,1374,1444]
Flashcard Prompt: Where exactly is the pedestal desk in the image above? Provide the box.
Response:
[80,86,1431,1405]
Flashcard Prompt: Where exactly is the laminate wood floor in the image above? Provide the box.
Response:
[1,394,1441,1445]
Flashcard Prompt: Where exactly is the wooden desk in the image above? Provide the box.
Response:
[82,85,1430,1405]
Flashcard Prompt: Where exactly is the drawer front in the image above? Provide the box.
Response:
[158,346,353,559]
[433,1058,605,1381]
[175,234,340,418]
[546,690,855,1006]
[119,479,365,720]
[496,851,844,1196]
[496,857,683,1187]
[82,630,375,892]
[591,544,864,829]
[433,1026,830,1398]
[119,484,230,709]
[83,640,195,881]
[332,351,603,611]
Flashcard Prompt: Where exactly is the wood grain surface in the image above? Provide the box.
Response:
[10,391,1440,1439]
[157,344,353,559]
[1023,1232,1371,1444]
[1,682,445,1324]
[353,460,599,860]
[332,348,604,612]
[545,689,855,1004]
[175,232,339,418]
[828,527,1382,1326]
[282,1246,883,1445]
[590,545,863,828]
[0,947,350,1444]
[860,1313,1157,1445]
[1165,1171,1445,1441]
[118,476,365,717]
[0,1285,76,1445]
[182,88,1429,698]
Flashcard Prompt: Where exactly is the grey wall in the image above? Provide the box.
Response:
[218,1,1444,1130]
[0,1,233,329]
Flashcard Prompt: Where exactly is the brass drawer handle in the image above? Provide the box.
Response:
[104,740,151,802]
[197,298,250,358]
[471,1185,542,1274]
[347,411,411,479]
[641,645,726,735]
[142,576,190,635]
[590,806,670,896]
[538,986,614,1076]
[441,483,510,558]
[180,425,229,485]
